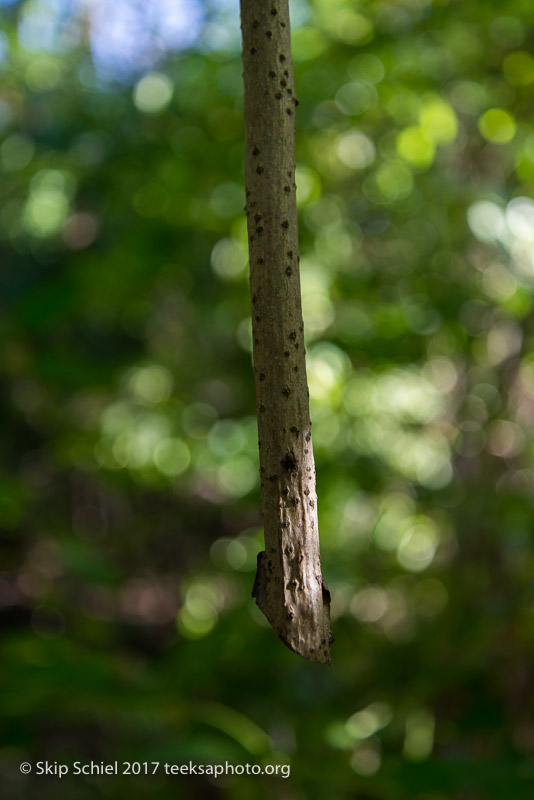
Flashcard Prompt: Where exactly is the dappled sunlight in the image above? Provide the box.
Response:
[23,169,74,237]
[133,72,173,114]
[2,0,534,794]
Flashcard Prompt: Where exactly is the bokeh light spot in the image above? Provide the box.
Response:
[478,108,516,144]
[153,438,190,477]
[336,131,375,170]
[133,72,173,113]
[503,51,534,86]
[1,134,35,171]
[397,518,439,572]
[211,238,248,280]
[129,365,173,405]
[396,126,435,169]
[404,709,435,761]
[418,98,458,145]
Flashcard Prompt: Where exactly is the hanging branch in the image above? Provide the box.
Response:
[240,0,332,664]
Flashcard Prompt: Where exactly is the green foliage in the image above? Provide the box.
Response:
[2,0,534,798]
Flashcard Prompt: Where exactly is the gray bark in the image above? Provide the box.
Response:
[240,0,332,663]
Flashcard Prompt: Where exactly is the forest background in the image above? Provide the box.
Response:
[1,0,534,798]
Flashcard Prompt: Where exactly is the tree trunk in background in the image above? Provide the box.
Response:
[240,0,332,664]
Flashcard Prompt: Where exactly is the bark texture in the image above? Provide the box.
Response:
[240,0,332,663]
